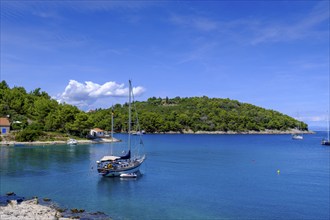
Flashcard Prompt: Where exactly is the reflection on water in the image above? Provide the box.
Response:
[1,133,329,220]
[97,172,142,198]
[0,145,91,177]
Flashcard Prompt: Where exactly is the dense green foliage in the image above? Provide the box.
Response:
[0,80,307,141]
[110,96,308,133]
[0,80,89,139]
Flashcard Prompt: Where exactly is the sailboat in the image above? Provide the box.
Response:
[96,80,146,177]
[321,111,330,146]
[292,120,303,140]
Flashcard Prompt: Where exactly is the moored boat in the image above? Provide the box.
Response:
[292,115,304,140]
[321,139,330,145]
[96,80,146,177]
[67,139,78,145]
[292,134,303,140]
[120,173,137,178]
[321,111,330,146]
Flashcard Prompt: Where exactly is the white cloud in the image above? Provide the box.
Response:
[56,80,145,108]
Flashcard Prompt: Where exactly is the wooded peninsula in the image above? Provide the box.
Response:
[0,80,308,142]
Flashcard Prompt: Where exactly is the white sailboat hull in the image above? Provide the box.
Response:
[101,165,141,177]
[97,156,146,177]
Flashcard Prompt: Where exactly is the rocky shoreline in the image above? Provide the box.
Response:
[0,193,110,220]
[156,128,315,135]
[1,129,314,146]
[0,137,120,147]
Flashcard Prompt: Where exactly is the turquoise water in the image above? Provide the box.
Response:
[1,133,329,219]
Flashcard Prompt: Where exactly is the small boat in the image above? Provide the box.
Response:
[292,114,304,140]
[321,111,330,146]
[120,173,137,178]
[292,134,303,140]
[321,139,330,146]
[132,131,142,135]
[132,130,146,135]
[67,139,78,145]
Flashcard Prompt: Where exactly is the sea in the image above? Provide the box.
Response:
[1,132,329,220]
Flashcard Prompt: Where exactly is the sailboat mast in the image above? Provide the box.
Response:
[328,74,330,140]
[111,106,114,155]
[328,73,330,140]
[128,80,132,151]
[328,110,330,141]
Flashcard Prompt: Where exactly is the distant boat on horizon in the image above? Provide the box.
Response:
[292,114,303,140]
[321,111,330,146]
[132,130,146,135]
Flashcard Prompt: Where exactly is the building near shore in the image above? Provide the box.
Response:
[0,117,10,135]
[90,128,104,137]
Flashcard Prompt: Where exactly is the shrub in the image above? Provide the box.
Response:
[15,129,43,142]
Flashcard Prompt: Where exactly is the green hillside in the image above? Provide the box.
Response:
[103,96,308,133]
[0,80,307,141]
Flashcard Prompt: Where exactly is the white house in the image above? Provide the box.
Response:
[0,117,10,135]
[90,128,104,137]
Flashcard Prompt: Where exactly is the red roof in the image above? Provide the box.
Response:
[92,128,104,132]
[0,118,10,126]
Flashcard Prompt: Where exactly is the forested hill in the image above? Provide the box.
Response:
[0,80,307,141]
[108,96,308,133]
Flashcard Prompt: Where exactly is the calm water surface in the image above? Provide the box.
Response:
[1,133,329,219]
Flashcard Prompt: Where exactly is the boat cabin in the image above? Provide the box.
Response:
[96,151,132,171]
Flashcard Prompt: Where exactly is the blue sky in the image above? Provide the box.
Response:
[1,1,329,129]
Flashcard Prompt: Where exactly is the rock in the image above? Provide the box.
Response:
[43,198,51,202]
[1,195,111,219]
[9,200,18,205]
[71,208,79,213]
[70,208,84,213]
[6,192,15,196]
